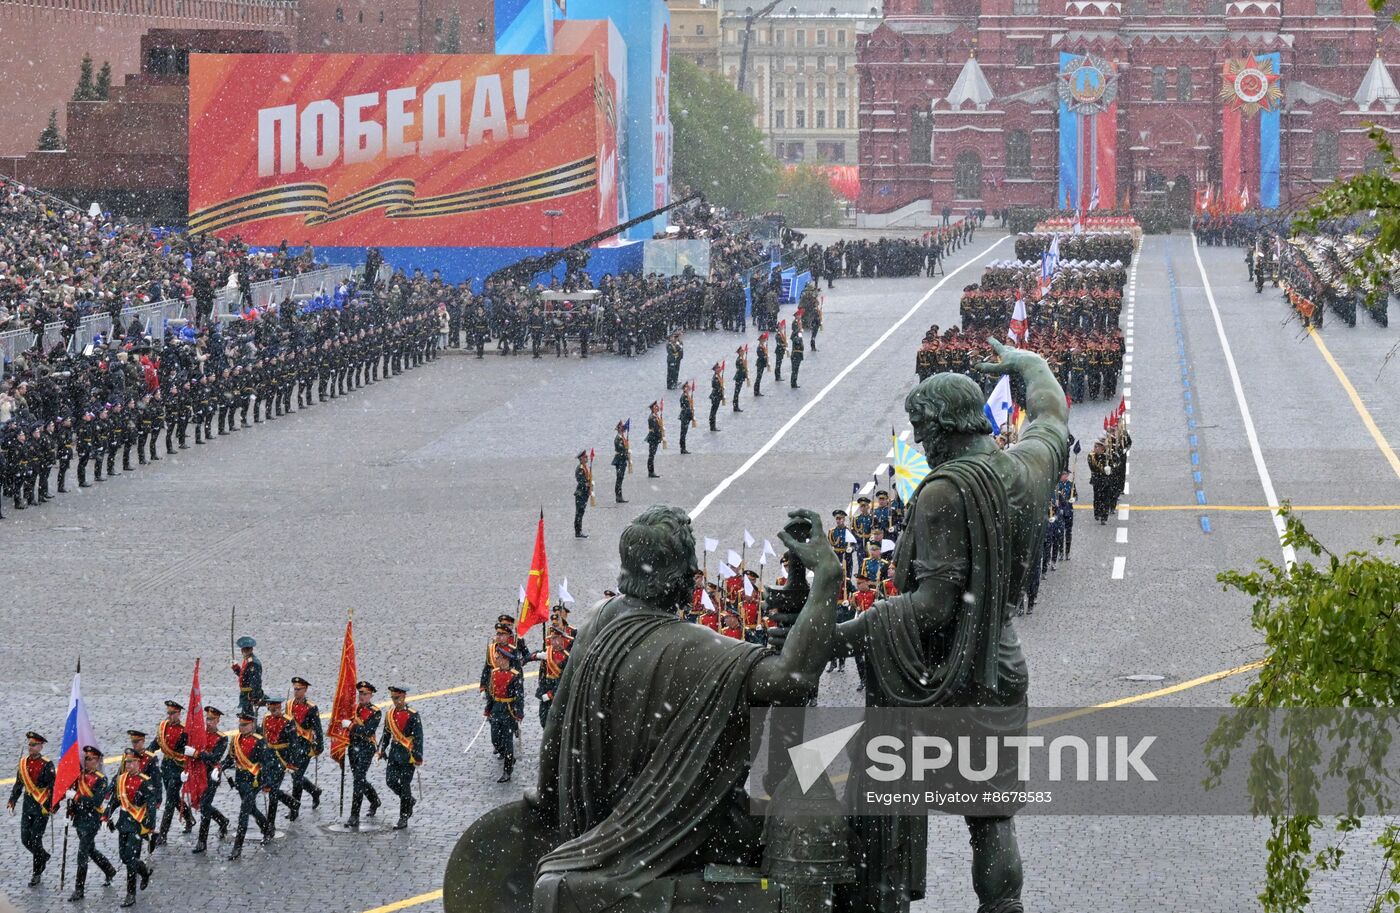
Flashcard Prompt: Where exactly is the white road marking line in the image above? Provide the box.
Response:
[1189,235,1295,566]
[1116,527,1128,544]
[1111,556,1126,579]
[1125,399,1131,410]
[688,236,1009,520]
[1124,387,1131,396]
[1123,480,1130,495]
[1118,506,1130,521]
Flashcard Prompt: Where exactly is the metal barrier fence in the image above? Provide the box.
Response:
[0,265,356,377]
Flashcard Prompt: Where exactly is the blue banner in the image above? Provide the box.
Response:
[1259,52,1281,209]
[1058,52,1080,211]
[779,267,797,304]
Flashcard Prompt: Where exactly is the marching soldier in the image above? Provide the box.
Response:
[221,710,273,859]
[286,677,325,813]
[708,362,726,432]
[258,697,300,831]
[377,686,424,830]
[678,383,696,455]
[645,401,664,479]
[789,322,805,389]
[753,333,770,397]
[8,731,54,886]
[530,626,570,728]
[63,745,117,902]
[732,346,749,412]
[191,707,230,855]
[573,450,592,538]
[482,630,524,783]
[231,635,264,716]
[153,700,196,847]
[102,750,157,908]
[611,421,630,504]
[340,681,382,829]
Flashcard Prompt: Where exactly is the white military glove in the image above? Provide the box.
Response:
[64,789,76,800]
[180,773,188,783]
[340,719,352,729]
[183,746,196,757]
[211,768,221,781]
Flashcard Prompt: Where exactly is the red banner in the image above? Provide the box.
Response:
[182,660,208,809]
[188,54,607,247]
[328,617,357,766]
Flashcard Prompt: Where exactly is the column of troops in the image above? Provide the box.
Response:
[1254,232,1391,329]
[0,276,444,519]
[10,637,424,908]
[480,607,578,784]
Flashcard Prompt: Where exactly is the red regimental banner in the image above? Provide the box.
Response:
[188,54,603,247]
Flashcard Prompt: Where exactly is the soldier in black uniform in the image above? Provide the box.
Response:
[340,681,382,830]
[146,391,163,463]
[8,731,54,886]
[665,332,683,389]
[482,631,524,783]
[732,345,748,412]
[190,706,230,855]
[529,626,570,728]
[377,686,424,830]
[708,362,726,432]
[76,409,98,487]
[789,322,805,389]
[573,450,591,538]
[611,421,630,503]
[102,750,158,907]
[678,383,696,454]
[286,677,325,814]
[528,305,546,358]
[220,710,273,859]
[231,635,264,716]
[645,401,664,478]
[63,745,117,902]
[258,697,299,833]
[773,322,788,382]
[753,333,770,397]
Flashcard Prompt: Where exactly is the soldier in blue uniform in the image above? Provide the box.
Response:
[827,509,854,577]
[231,635,264,716]
[340,681,382,830]
[103,749,158,907]
[851,496,874,556]
[64,745,117,902]
[220,710,273,860]
[377,686,424,830]
[8,731,54,886]
[191,706,230,855]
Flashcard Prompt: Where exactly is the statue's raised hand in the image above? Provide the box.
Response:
[777,508,841,581]
[975,336,1047,377]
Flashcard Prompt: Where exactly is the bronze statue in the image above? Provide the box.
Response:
[445,505,846,913]
[832,338,1070,913]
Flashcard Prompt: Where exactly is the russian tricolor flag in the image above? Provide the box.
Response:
[51,662,100,810]
[984,375,1015,435]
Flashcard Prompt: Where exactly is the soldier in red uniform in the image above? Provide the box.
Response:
[529,628,571,728]
[219,710,272,860]
[154,700,196,847]
[482,636,524,783]
[7,731,54,886]
[63,745,116,902]
[377,686,424,830]
[102,750,158,908]
[191,707,230,855]
[258,698,299,832]
[341,681,382,830]
[850,574,878,690]
[123,730,161,850]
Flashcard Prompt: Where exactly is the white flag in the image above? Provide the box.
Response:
[717,562,736,579]
[87,201,101,218]
[704,537,719,553]
[743,576,755,597]
[727,549,743,568]
[845,529,858,546]
[762,539,777,559]
[701,590,716,611]
[881,539,896,554]
[743,529,756,548]
[558,578,574,604]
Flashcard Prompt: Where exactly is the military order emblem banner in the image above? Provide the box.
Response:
[1057,53,1118,213]
[188,53,608,248]
[1219,53,1282,210]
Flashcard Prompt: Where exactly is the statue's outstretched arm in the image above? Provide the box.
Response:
[976,337,1070,433]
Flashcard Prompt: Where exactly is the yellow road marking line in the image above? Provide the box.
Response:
[2,673,539,788]
[1073,504,1400,512]
[355,660,1268,913]
[1307,327,1400,481]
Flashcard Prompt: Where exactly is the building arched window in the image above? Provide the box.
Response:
[1005,130,1031,178]
[1312,130,1339,179]
[954,150,983,199]
[910,110,932,164]
[1176,65,1192,100]
[1151,66,1167,101]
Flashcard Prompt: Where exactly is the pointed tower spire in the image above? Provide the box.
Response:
[1354,53,1400,112]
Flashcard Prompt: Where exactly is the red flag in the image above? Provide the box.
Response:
[1117,396,1126,417]
[517,512,551,637]
[1103,416,1109,431]
[182,659,208,808]
[328,615,357,766]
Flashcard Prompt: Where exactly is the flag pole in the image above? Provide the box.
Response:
[59,823,69,889]
[229,605,236,664]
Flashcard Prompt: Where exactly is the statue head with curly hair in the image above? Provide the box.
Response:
[617,505,702,613]
[905,372,995,468]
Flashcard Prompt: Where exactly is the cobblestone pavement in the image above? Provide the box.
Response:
[1,232,1396,912]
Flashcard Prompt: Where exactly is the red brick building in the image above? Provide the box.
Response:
[856,0,1400,225]
[294,0,493,53]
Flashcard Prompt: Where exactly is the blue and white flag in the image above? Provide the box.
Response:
[984,375,1014,435]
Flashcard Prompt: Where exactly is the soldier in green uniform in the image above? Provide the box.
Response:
[789,322,805,389]
[153,699,196,847]
[574,450,591,539]
[773,322,788,382]
[8,731,54,886]
[64,745,117,902]
[103,749,158,907]
[732,345,749,412]
[340,681,382,830]
[220,710,273,859]
[257,697,299,833]
[231,635,264,716]
[645,401,663,479]
[190,706,230,855]
[611,421,630,504]
[678,384,695,455]
[377,686,424,830]
[708,362,726,432]
[286,677,325,814]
